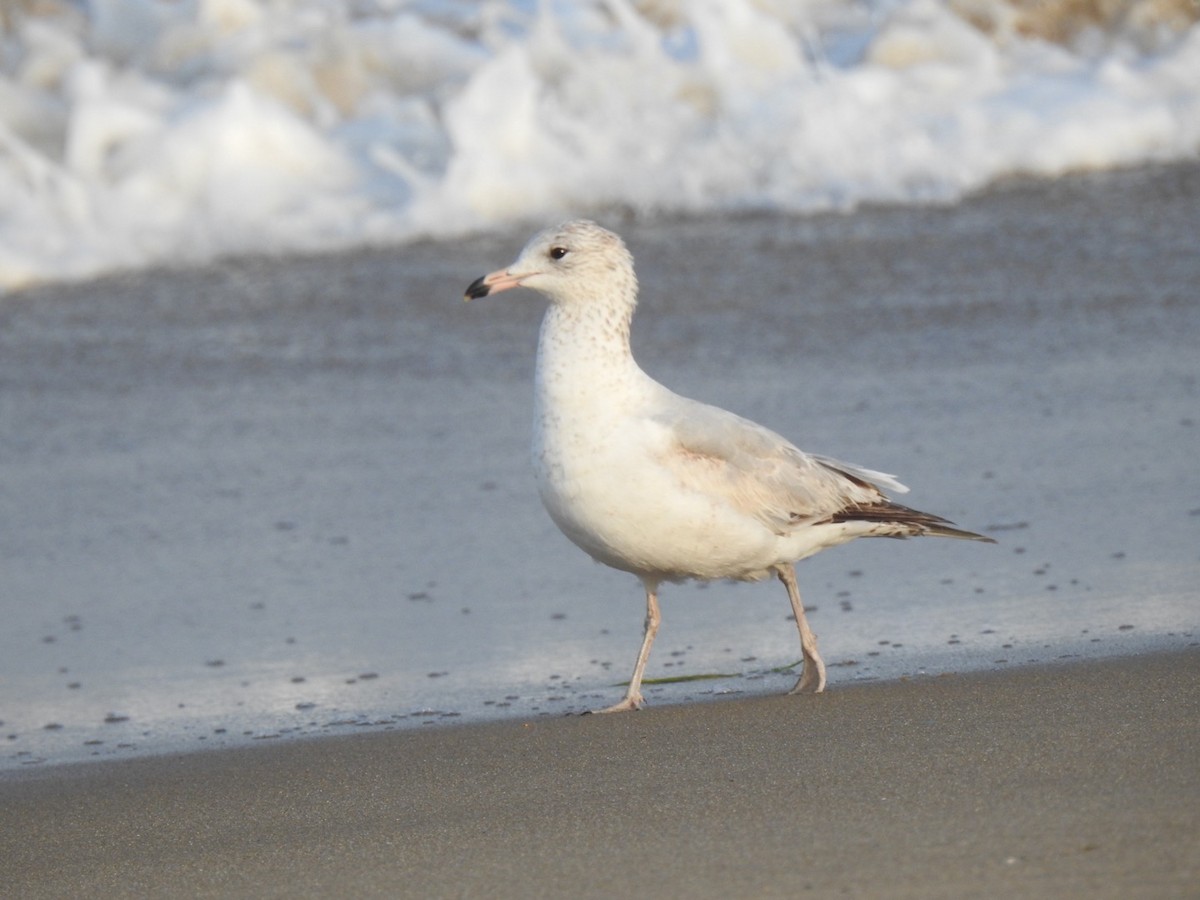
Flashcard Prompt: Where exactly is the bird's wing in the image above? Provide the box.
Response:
[652,395,908,534]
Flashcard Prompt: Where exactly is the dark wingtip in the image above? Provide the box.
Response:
[930,526,998,543]
[464,275,490,301]
[827,501,998,543]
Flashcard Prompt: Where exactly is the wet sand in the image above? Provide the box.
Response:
[3,649,1197,898]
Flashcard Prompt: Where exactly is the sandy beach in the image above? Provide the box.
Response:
[1,162,1198,894]
[3,649,1197,898]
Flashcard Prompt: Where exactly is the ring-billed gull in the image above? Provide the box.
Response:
[465,220,994,713]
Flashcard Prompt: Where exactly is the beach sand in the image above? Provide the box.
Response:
[3,649,1197,898]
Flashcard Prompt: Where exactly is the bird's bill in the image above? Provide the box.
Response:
[464,268,526,301]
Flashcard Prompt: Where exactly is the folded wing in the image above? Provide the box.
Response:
[653,396,908,535]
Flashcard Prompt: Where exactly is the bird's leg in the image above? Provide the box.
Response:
[591,579,661,713]
[775,563,826,694]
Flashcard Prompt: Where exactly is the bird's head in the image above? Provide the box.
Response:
[464,220,637,309]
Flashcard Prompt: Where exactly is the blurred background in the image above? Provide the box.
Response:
[2,0,1197,291]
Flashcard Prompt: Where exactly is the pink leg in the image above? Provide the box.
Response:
[775,563,826,694]
[591,579,661,713]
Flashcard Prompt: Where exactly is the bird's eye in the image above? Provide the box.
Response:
[549,246,568,260]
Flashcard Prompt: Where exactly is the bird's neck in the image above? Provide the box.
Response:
[534,298,644,415]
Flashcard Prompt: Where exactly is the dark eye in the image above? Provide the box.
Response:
[549,246,568,260]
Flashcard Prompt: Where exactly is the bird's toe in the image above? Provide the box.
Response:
[587,695,645,714]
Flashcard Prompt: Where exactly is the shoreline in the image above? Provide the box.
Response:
[2,628,1192,776]
[4,648,1197,898]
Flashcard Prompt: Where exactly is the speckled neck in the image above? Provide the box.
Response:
[534,286,644,422]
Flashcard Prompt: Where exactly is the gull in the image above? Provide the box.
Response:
[465,220,994,713]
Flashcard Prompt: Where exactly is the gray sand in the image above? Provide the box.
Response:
[3,650,1197,898]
